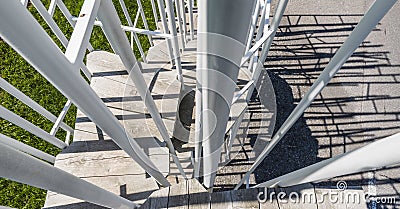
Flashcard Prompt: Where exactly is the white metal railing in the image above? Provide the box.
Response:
[1,0,399,207]
[0,0,197,206]
[0,133,56,163]
[234,0,399,189]
[0,142,136,209]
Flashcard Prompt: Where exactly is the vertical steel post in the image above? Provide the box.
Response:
[174,0,186,49]
[157,0,176,65]
[187,0,195,40]
[245,0,261,53]
[179,0,188,42]
[150,0,159,24]
[236,0,398,189]
[197,0,256,188]
[165,0,184,83]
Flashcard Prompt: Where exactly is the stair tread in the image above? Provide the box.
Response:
[140,181,367,209]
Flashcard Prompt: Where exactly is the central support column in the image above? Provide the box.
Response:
[196,0,256,188]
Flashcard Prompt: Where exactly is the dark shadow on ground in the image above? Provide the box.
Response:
[253,70,319,183]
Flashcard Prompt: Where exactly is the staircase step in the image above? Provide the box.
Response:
[140,179,206,208]
[140,181,367,208]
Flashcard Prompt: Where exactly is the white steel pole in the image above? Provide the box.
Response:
[150,0,159,24]
[50,100,72,136]
[64,0,100,67]
[54,0,94,52]
[236,0,398,190]
[0,143,136,209]
[179,0,188,42]
[165,0,184,83]
[198,0,256,188]
[187,0,195,40]
[0,0,170,186]
[255,133,400,188]
[96,0,187,179]
[245,0,261,53]
[193,0,206,174]
[245,0,288,103]
[157,0,177,66]
[257,0,289,65]
[47,0,57,16]
[174,0,186,48]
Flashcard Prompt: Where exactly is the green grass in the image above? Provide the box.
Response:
[0,0,156,208]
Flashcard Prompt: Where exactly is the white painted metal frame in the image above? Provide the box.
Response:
[174,0,186,49]
[30,0,92,79]
[135,0,154,46]
[235,0,398,189]
[224,0,273,164]
[0,0,170,186]
[179,0,188,43]
[187,0,195,40]
[51,0,95,52]
[157,0,176,64]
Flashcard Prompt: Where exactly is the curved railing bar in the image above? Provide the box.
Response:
[0,133,56,163]
[0,142,137,209]
[254,133,400,188]
[0,77,73,134]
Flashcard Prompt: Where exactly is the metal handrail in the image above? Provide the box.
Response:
[0,142,136,209]
[254,132,400,188]
[1,0,171,187]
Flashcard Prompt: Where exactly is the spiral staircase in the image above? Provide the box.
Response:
[0,0,399,208]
